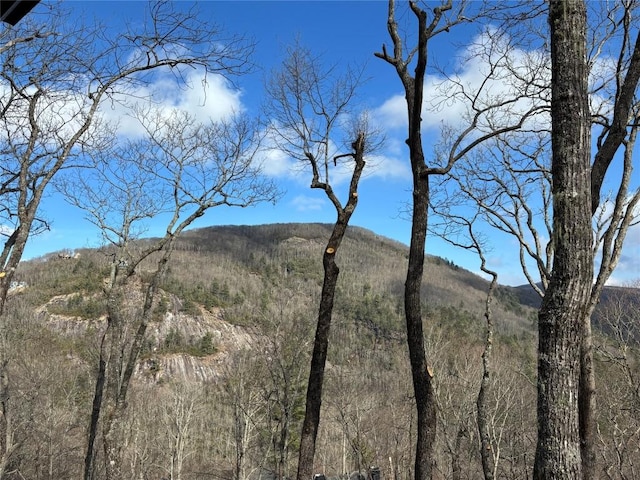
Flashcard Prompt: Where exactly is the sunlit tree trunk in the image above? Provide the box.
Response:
[534,1,592,478]
[375,3,450,477]
[263,44,372,480]
[297,134,366,480]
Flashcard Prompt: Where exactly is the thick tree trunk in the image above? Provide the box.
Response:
[85,248,168,479]
[297,250,339,480]
[405,175,437,480]
[101,295,128,480]
[85,276,153,480]
[534,1,592,478]
[103,412,125,480]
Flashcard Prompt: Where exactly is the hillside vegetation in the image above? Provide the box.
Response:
[2,223,638,480]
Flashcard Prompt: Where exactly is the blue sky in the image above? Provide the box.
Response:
[16,1,640,287]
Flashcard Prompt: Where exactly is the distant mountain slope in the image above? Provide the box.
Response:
[17,222,636,384]
[511,281,640,330]
[174,222,537,335]
[5,223,546,479]
[14,222,539,382]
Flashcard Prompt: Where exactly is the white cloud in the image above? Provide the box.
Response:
[373,27,622,142]
[373,29,552,135]
[605,220,640,285]
[376,29,550,137]
[258,147,297,178]
[589,55,617,120]
[365,154,411,181]
[1,78,98,147]
[259,124,370,186]
[0,224,14,237]
[291,195,326,212]
[1,66,244,150]
[374,94,408,130]
[98,68,243,138]
[255,130,308,182]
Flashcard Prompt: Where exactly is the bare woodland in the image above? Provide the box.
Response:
[1,1,640,480]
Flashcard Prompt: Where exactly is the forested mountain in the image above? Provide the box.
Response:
[4,1,640,479]
[2,222,637,480]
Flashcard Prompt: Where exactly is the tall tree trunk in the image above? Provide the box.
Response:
[102,290,128,480]
[103,410,125,480]
[85,267,161,480]
[405,174,437,480]
[84,333,107,480]
[297,135,365,480]
[297,244,340,480]
[579,318,596,480]
[375,2,459,476]
[478,271,498,480]
[402,4,439,477]
[534,1,592,478]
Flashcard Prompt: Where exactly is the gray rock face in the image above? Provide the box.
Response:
[42,294,260,383]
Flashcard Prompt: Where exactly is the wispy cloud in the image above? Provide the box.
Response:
[257,146,303,180]
[373,28,617,138]
[373,31,551,134]
[365,154,411,181]
[99,68,244,138]
[0,224,14,237]
[605,221,640,286]
[290,195,326,212]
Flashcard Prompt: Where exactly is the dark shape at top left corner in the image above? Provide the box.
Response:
[1,1,40,26]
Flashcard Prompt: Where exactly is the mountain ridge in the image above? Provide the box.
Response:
[4,223,638,479]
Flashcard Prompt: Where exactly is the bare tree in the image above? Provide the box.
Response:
[0,1,253,312]
[374,4,464,477]
[430,2,594,476]
[58,107,277,480]
[160,382,204,480]
[374,2,541,478]
[260,299,312,480]
[533,1,592,477]
[264,42,377,480]
[0,295,90,479]
[426,199,510,480]
[223,351,267,480]
[429,2,640,476]
[595,283,640,480]
[0,3,255,475]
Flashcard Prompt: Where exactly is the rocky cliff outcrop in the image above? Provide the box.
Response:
[40,293,260,383]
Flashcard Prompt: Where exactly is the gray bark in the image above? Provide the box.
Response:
[534,1,592,478]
